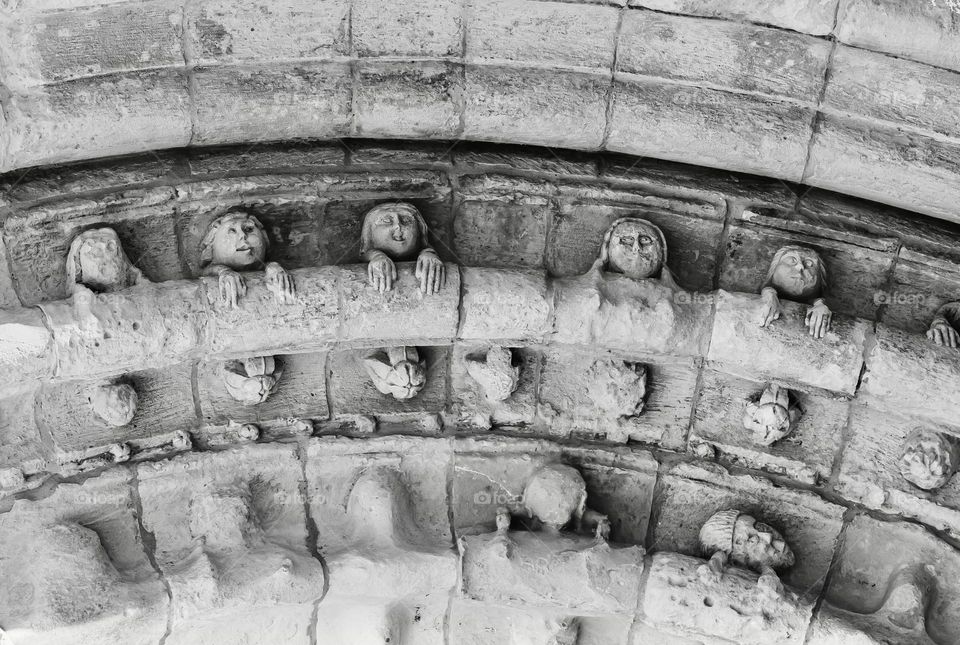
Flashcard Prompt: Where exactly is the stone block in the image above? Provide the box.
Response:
[836,0,960,73]
[718,224,896,320]
[466,0,619,69]
[860,324,960,429]
[804,114,960,226]
[166,606,314,645]
[339,263,460,343]
[452,437,658,545]
[197,351,329,425]
[353,60,464,139]
[352,0,464,57]
[458,268,552,342]
[464,65,609,149]
[315,598,446,645]
[824,513,960,644]
[608,78,813,181]
[546,200,724,292]
[838,404,960,541]
[0,383,47,486]
[690,370,846,485]
[349,141,455,167]
[618,11,830,101]
[882,252,960,334]
[451,602,632,645]
[452,197,551,268]
[651,461,846,593]
[454,142,599,177]
[537,346,698,448]
[36,363,196,453]
[707,290,869,396]
[186,0,350,65]
[192,62,352,145]
[327,346,449,417]
[627,0,838,35]
[551,270,713,358]
[448,343,540,428]
[187,143,346,176]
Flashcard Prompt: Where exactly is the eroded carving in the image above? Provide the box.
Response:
[927,302,960,348]
[59,442,130,476]
[699,509,795,596]
[465,345,519,402]
[742,383,803,446]
[898,428,960,491]
[513,464,609,538]
[200,209,296,308]
[67,227,147,294]
[759,246,832,340]
[597,217,678,288]
[363,346,426,400]
[89,382,138,427]
[222,356,283,405]
[361,202,444,295]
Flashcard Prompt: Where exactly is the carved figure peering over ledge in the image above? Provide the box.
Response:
[596,217,679,288]
[364,346,427,400]
[898,428,960,491]
[927,301,960,348]
[699,509,795,596]
[759,246,832,340]
[199,208,296,308]
[361,202,444,295]
[67,227,147,294]
[742,383,803,446]
[517,464,609,539]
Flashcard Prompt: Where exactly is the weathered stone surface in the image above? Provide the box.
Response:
[458,267,551,342]
[315,598,446,645]
[467,0,619,69]
[454,142,599,177]
[627,0,839,35]
[883,252,960,334]
[651,461,845,592]
[187,143,346,176]
[452,197,551,268]
[352,0,464,57]
[618,11,831,101]
[449,343,539,428]
[691,370,846,484]
[464,65,609,149]
[642,552,814,645]
[0,383,48,491]
[608,79,814,181]
[451,602,633,645]
[708,290,869,395]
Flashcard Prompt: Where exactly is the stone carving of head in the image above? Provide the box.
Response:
[90,382,138,427]
[699,509,795,573]
[599,217,669,281]
[222,356,283,405]
[363,347,427,400]
[585,359,647,419]
[360,202,429,261]
[465,346,520,402]
[763,246,827,302]
[898,429,960,491]
[522,464,587,532]
[742,384,802,446]
[66,227,144,294]
[199,209,269,271]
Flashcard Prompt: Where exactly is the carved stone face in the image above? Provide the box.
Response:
[366,205,420,259]
[90,383,138,427]
[522,465,586,530]
[605,219,664,280]
[899,429,960,491]
[209,213,267,269]
[731,515,794,571]
[68,228,137,293]
[769,247,822,300]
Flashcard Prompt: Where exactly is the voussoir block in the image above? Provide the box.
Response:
[459,267,551,342]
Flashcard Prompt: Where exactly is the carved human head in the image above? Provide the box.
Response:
[764,246,827,301]
[360,202,429,260]
[90,383,138,427]
[599,217,668,280]
[898,429,960,491]
[699,509,795,572]
[66,227,142,294]
[742,384,801,446]
[363,346,427,400]
[222,356,283,405]
[199,209,269,271]
[522,464,587,531]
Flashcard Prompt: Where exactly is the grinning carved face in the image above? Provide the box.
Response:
[730,514,794,572]
[604,219,665,280]
[207,213,267,270]
[365,205,421,259]
[768,247,824,300]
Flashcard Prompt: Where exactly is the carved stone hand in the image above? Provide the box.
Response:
[805,298,832,339]
[265,262,296,305]
[927,317,960,348]
[367,250,397,293]
[416,248,445,295]
[759,286,782,327]
[217,267,246,309]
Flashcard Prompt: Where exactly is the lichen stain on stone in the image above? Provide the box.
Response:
[196,17,233,56]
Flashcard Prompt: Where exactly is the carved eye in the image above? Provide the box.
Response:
[398,214,413,226]
[228,226,239,235]
[639,235,653,246]
[377,215,393,225]
[106,240,116,252]
[783,256,798,266]
[802,259,815,268]
[242,224,254,234]
[618,236,635,247]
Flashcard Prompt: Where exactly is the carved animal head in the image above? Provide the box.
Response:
[364,347,427,400]
[764,245,827,302]
[360,202,429,260]
[699,509,795,573]
[199,210,269,271]
[66,227,143,294]
[742,384,802,446]
[465,346,520,402]
[899,428,960,491]
[90,382,138,427]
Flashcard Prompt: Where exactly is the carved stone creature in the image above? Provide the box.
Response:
[519,464,608,538]
[361,202,445,295]
[90,382,138,427]
[465,346,519,402]
[67,227,147,294]
[596,217,679,288]
[585,359,647,419]
[699,509,795,596]
[222,356,283,405]
[927,302,960,348]
[363,346,427,400]
[898,428,960,491]
[199,209,296,308]
[759,246,832,340]
[742,383,803,446]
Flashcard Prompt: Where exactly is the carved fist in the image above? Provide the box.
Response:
[265,262,296,305]
[416,249,445,295]
[217,268,246,309]
[805,299,832,339]
[927,318,959,349]
[367,250,397,293]
[758,287,782,328]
